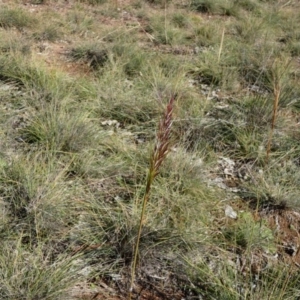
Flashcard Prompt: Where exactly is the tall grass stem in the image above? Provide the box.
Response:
[266,79,281,163]
[218,28,225,64]
[128,96,175,299]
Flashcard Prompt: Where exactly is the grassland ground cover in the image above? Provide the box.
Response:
[1,0,300,299]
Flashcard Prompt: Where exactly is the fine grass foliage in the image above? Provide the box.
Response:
[66,8,95,34]
[0,7,36,29]
[0,30,31,55]
[20,109,97,153]
[190,0,239,16]
[0,154,78,243]
[69,43,109,70]
[240,159,300,209]
[33,24,63,42]
[185,251,300,299]
[146,13,191,46]
[0,242,81,300]
[222,211,276,253]
[0,56,74,101]
[1,0,300,298]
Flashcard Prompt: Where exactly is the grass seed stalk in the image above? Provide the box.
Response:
[266,58,287,163]
[129,95,176,298]
[266,80,280,163]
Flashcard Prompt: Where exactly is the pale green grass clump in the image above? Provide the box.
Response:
[0,242,81,300]
[0,6,36,29]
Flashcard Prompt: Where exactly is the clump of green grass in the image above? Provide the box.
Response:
[144,0,171,6]
[78,0,107,4]
[235,0,261,13]
[171,12,190,28]
[69,44,109,70]
[0,30,31,55]
[232,15,267,43]
[240,157,300,209]
[0,154,78,242]
[240,53,276,90]
[263,57,293,162]
[109,42,150,77]
[146,14,189,46]
[190,0,239,16]
[66,8,94,33]
[83,64,164,132]
[20,108,97,154]
[185,250,300,299]
[0,7,36,29]
[192,23,221,47]
[222,210,276,252]
[0,242,81,300]
[177,93,287,161]
[69,33,148,75]
[190,50,224,86]
[140,60,187,106]
[0,56,76,102]
[290,41,300,57]
[33,24,63,42]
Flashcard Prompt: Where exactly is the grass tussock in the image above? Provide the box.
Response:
[0,242,81,300]
[0,7,36,30]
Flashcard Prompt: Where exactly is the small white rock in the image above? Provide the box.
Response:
[225,205,238,219]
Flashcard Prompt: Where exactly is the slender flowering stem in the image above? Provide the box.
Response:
[266,85,280,163]
[266,58,290,164]
[128,95,176,299]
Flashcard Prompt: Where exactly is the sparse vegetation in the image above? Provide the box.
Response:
[1,0,300,299]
